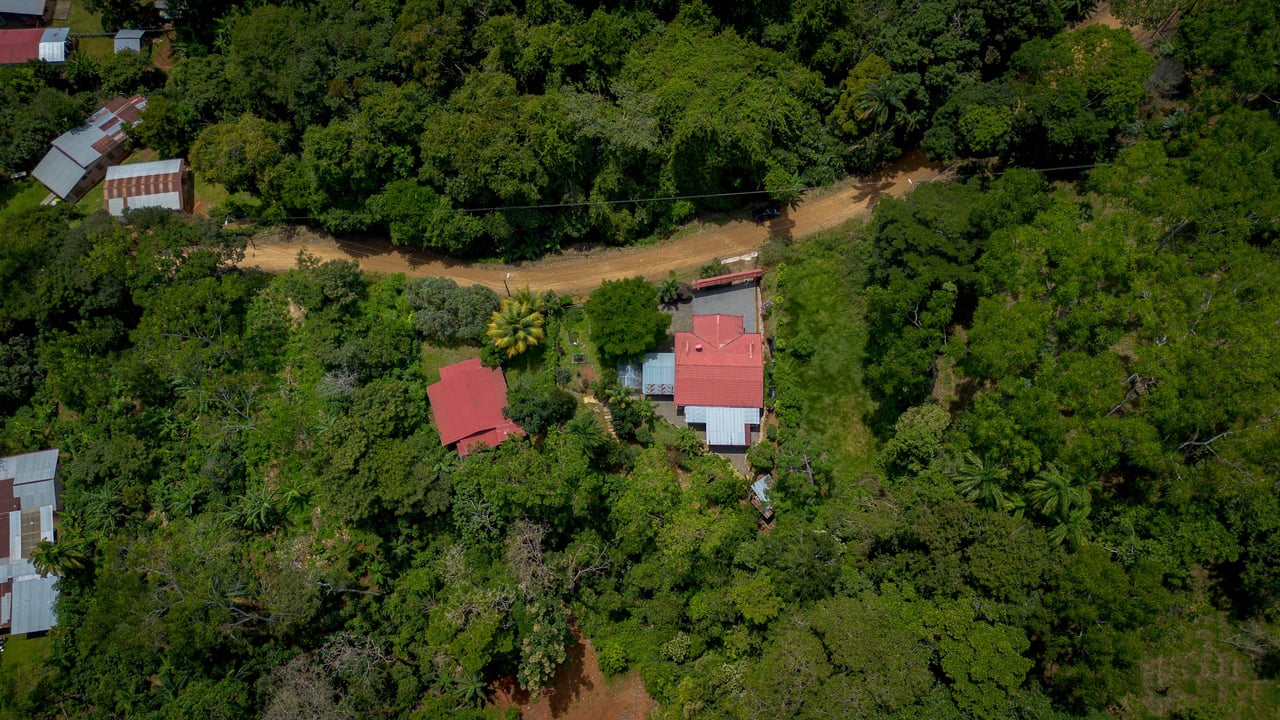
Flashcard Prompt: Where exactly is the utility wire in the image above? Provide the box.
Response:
[216,161,1108,224]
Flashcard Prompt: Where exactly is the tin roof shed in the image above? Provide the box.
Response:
[426,358,524,456]
[114,28,144,53]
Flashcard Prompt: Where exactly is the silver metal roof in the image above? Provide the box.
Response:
[693,284,757,332]
[110,191,183,216]
[38,27,67,63]
[105,158,182,179]
[31,148,81,199]
[642,353,675,395]
[683,406,759,446]
[114,29,144,53]
[12,479,55,510]
[9,574,57,634]
[1,449,58,484]
[0,0,47,15]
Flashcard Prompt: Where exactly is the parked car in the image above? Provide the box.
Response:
[752,206,781,223]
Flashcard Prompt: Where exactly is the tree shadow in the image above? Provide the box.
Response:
[547,633,593,717]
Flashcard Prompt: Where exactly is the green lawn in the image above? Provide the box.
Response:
[771,220,877,475]
[50,0,104,33]
[1136,611,1280,720]
[0,180,51,222]
[0,634,52,719]
[421,344,480,385]
[76,36,115,59]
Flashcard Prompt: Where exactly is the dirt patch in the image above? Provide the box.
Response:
[491,632,656,720]
[237,150,944,298]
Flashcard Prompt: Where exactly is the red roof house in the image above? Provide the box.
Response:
[674,314,764,409]
[427,358,524,455]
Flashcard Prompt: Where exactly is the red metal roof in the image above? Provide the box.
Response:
[691,269,763,290]
[674,315,764,408]
[0,29,42,64]
[426,358,524,455]
[0,478,17,561]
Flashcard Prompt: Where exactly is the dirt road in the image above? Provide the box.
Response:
[237,150,943,296]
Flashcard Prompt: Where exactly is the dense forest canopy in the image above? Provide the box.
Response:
[2,0,1280,719]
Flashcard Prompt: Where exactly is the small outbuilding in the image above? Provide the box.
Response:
[104,158,191,216]
[427,358,525,456]
[114,28,144,53]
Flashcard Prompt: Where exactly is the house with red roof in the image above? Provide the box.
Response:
[426,358,525,456]
[673,314,764,446]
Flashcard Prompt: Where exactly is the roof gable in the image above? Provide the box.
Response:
[427,358,524,454]
[674,314,764,408]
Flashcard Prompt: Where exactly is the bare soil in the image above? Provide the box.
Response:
[491,631,656,720]
[236,150,943,297]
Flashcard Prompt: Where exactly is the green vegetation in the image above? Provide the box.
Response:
[1,1,1279,719]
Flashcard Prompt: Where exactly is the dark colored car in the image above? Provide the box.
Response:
[752,206,781,223]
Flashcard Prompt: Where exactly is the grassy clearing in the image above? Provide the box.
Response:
[51,0,104,33]
[1135,611,1280,720]
[193,174,232,217]
[0,180,51,222]
[771,220,877,475]
[76,36,115,59]
[0,634,52,718]
[420,344,480,385]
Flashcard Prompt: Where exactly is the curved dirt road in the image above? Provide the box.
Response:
[238,150,943,296]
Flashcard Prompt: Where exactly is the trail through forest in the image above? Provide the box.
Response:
[237,150,943,296]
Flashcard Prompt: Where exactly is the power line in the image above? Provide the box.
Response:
[215,161,1108,224]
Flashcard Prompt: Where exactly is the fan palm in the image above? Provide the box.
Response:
[1025,463,1089,520]
[952,450,1021,514]
[487,299,545,358]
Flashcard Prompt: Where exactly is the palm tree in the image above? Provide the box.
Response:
[454,672,488,708]
[1025,463,1089,520]
[564,412,609,452]
[952,450,1022,514]
[856,76,909,129]
[1047,506,1091,547]
[487,298,545,358]
[29,536,91,578]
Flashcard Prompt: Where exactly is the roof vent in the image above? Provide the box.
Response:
[695,343,703,352]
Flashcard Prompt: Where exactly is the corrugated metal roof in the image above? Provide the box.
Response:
[105,158,181,180]
[1,450,59,634]
[641,353,675,395]
[6,449,59,485]
[114,30,143,53]
[674,315,764,409]
[0,0,47,15]
[103,159,186,216]
[31,148,81,198]
[32,97,146,199]
[426,358,524,454]
[9,574,57,634]
[0,28,42,64]
[684,406,759,446]
[12,479,54,513]
[38,27,67,63]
